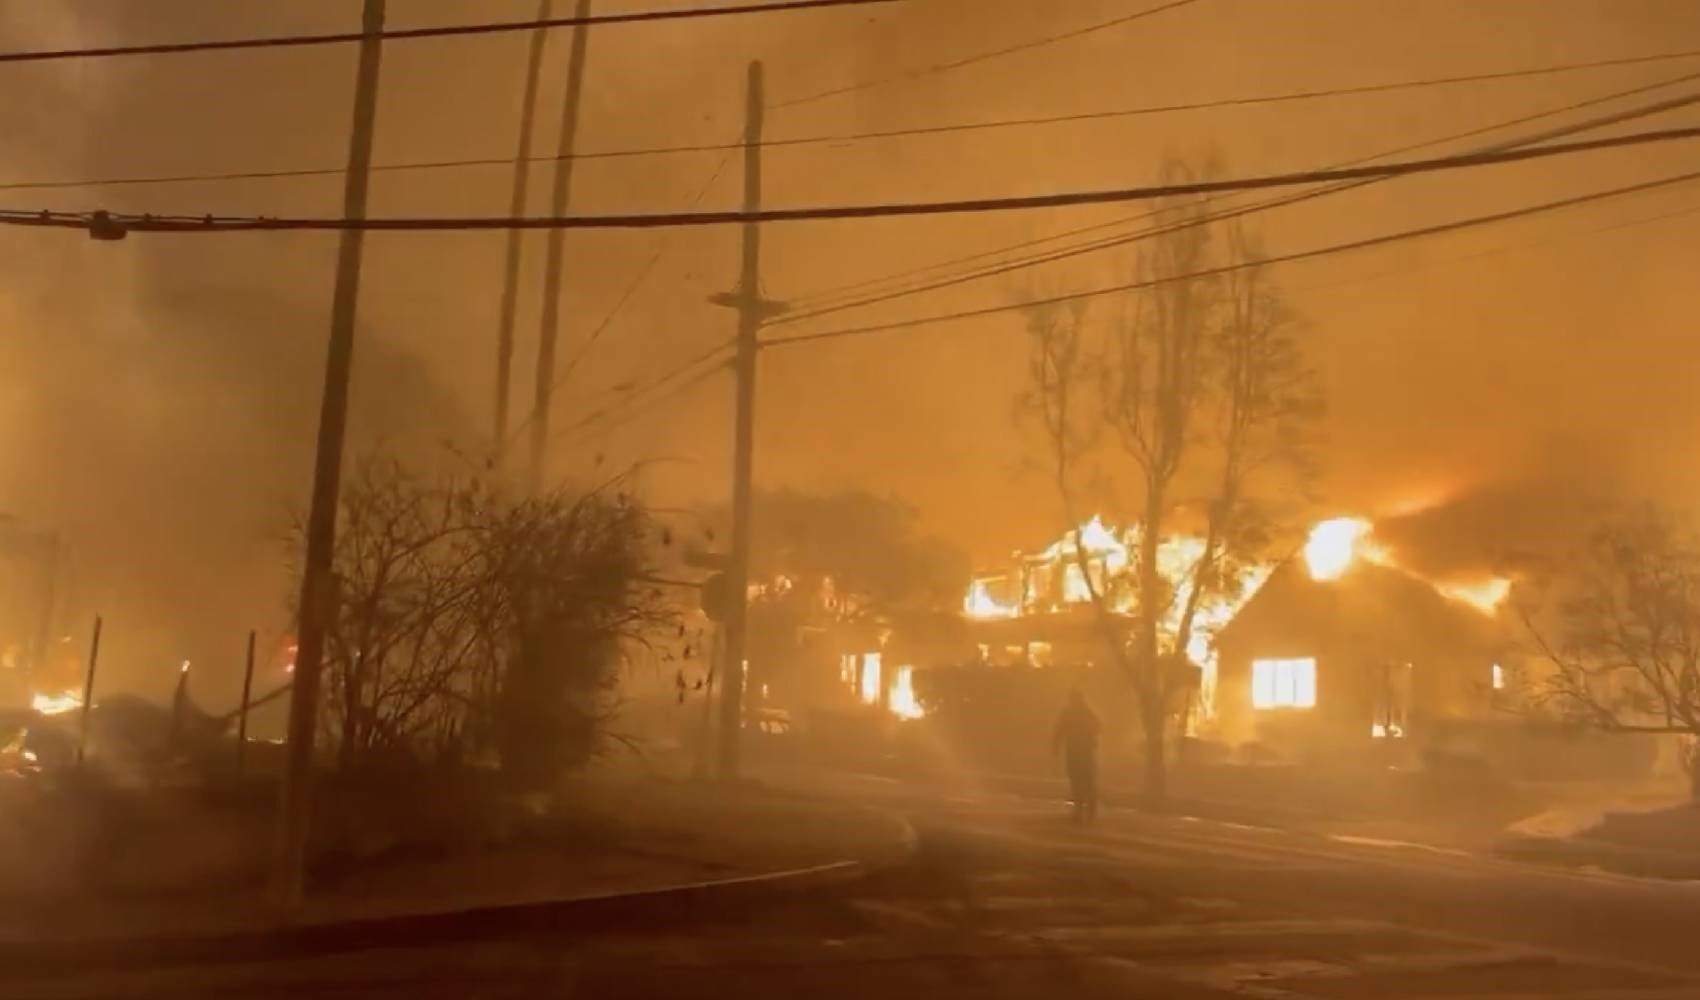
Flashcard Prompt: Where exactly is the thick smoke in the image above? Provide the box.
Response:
[2,0,1697,700]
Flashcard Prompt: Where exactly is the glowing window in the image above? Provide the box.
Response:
[889,665,924,720]
[1251,657,1317,709]
[859,653,882,705]
[1491,663,1505,691]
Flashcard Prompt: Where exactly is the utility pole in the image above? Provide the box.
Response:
[712,61,786,781]
[491,0,553,466]
[274,0,386,911]
[528,0,593,491]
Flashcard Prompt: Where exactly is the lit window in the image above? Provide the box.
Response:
[1251,657,1317,709]
[859,653,882,705]
[890,665,924,720]
[1491,663,1505,691]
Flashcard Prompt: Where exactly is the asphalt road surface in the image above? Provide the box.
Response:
[11,783,1700,998]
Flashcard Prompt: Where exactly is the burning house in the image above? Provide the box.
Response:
[924,516,1514,751]
[1213,518,1513,751]
[958,517,1271,730]
[818,508,1524,768]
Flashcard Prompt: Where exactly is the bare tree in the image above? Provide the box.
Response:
[299,455,676,784]
[1518,505,1700,800]
[1020,160,1319,803]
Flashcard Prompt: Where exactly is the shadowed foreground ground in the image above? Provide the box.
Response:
[9,778,1700,998]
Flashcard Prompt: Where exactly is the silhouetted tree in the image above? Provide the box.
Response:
[1020,162,1320,803]
[1517,505,1700,800]
[301,456,674,785]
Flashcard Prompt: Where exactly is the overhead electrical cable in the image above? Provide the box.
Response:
[0,0,901,64]
[10,47,1700,194]
[776,77,1700,319]
[773,0,1204,109]
[759,166,1700,348]
[34,122,1692,236]
[557,341,735,442]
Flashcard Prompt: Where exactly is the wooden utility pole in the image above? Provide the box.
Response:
[275,0,386,910]
[713,61,786,781]
[75,614,101,767]
[528,0,593,491]
[491,0,553,466]
[236,630,257,779]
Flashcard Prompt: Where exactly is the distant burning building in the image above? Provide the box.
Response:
[960,517,1270,728]
[829,512,1515,749]
[949,516,1513,744]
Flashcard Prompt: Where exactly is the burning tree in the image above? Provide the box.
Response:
[1518,505,1700,800]
[304,456,675,786]
[1021,161,1320,801]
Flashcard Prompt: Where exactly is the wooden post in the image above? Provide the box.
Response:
[713,61,788,780]
[528,0,594,490]
[275,0,387,911]
[236,630,257,779]
[492,0,554,465]
[75,615,101,767]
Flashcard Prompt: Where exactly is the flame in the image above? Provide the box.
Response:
[890,665,924,720]
[1304,517,1387,580]
[31,688,82,716]
[858,653,881,706]
[962,517,1271,724]
[1436,577,1511,614]
[963,578,1018,618]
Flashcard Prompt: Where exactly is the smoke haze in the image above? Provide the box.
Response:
[1,0,1697,699]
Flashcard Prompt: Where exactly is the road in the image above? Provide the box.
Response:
[9,780,1700,998]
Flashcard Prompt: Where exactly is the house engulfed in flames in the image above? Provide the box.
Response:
[959,517,1270,731]
[938,515,1516,748]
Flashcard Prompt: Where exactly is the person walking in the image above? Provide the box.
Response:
[1053,687,1101,825]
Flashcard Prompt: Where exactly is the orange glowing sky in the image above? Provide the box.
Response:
[0,0,1696,695]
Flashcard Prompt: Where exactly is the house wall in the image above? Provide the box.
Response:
[1216,639,1498,751]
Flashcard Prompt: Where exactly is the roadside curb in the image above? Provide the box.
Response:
[1,807,918,976]
[1494,832,1700,881]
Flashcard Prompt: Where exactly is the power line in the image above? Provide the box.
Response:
[45,121,1692,236]
[779,74,1700,317]
[13,48,1700,195]
[774,0,1204,109]
[559,341,734,443]
[563,360,729,445]
[1286,191,1700,301]
[0,0,900,64]
[760,165,1700,348]
[580,193,1700,435]
[499,153,736,457]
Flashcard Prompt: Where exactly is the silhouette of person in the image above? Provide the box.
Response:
[1053,687,1101,824]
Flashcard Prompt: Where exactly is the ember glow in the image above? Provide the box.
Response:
[31,688,82,715]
